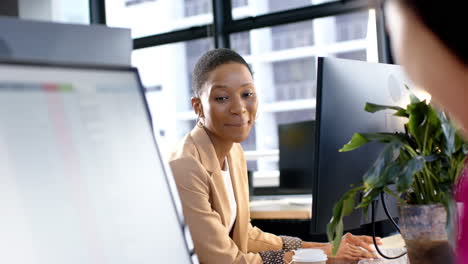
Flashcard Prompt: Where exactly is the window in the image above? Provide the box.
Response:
[184,0,211,17]
[269,0,312,13]
[272,21,314,51]
[335,11,369,41]
[106,0,213,38]
[233,0,249,8]
[99,0,384,189]
[186,38,215,110]
[233,0,337,17]
[335,50,367,61]
[131,38,214,158]
[125,0,157,7]
[230,32,251,56]
[272,58,316,102]
[19,0,89,24]
[275,109,316,126]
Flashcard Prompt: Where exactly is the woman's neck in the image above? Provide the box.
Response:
[203,127,233,170]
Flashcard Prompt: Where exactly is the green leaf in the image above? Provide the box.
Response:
[339,133,369,152]
[423,154,438,162]
[442,197,455,242]
[332,220,343,255]
[365,163,401,190]
[438,111,456,155]
[454,134,465,153]
[407,102,442,151]
[394,108,409,117]
[396,156,425,192]
[405,84,421,103]
[342,188,359,216]
[383,187,405,203]
[327,186,363,256]
[406,102,427,140]
[409,93,421,104]
[427,106,443,136]
[359,188,382,218]
[364,133,408,143]
[363,141,402,189]
[340,133,406,152]
[365,103,405,113]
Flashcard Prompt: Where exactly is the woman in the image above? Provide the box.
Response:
[384,0,468,263]
[169,48,380,263]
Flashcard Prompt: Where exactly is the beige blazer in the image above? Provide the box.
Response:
[169,126,284,264]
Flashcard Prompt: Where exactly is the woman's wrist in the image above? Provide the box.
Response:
[301,242,332,255]
[259,250,286,264]
[280,235,302,251]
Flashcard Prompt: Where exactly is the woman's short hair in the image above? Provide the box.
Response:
[397,0,468,65]
[192,48,253,97]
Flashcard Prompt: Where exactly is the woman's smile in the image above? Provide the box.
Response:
[224,120,250,127]
[195,62,258,145]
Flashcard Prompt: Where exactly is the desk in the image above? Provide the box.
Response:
[249,195,312,220]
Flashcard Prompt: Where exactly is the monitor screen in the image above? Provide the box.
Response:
[278,121,316,194]
[312,57,417,234]
[0,61,195,264]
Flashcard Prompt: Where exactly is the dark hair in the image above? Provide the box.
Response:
[192,48,253,97]
[396,0,468,65]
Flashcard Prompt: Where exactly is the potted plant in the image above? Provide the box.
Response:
[326,89,467,264]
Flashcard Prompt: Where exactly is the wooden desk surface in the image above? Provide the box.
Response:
[249,196,312,219]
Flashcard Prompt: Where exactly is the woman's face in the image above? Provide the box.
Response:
[385,1,468,136]
[195,62,258,144]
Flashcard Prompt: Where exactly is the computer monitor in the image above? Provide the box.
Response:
[278,121,316,194]
[0,61,196,264]
[311,57,417,234]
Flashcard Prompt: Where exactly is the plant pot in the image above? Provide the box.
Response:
[399,204,455,264]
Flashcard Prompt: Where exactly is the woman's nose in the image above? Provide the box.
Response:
[230,97,246,114]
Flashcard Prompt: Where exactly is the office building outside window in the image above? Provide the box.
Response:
[106,0,213,38]
[184,0,211,17]
[233,0,249,8]
[125,0,157,7]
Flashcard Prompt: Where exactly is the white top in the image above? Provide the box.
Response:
[221,158,237,232]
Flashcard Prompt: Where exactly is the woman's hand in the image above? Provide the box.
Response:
[283,251,294,264]
[302,233,383,261]
[341,232,382,253]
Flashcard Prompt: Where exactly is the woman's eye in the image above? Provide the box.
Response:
[215,96,229,102]
[243,92,254,97]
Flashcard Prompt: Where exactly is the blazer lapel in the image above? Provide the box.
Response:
[190,126,231,228]
[227,145,248,252]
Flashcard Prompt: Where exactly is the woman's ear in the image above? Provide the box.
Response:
[191,97,203,117]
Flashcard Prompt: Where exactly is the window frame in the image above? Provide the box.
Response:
[91,0,392,62]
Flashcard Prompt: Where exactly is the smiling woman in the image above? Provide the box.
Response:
[193,62,257,155]
[168,48,380,264]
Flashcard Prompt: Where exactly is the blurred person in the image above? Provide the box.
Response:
[385,0,468,263]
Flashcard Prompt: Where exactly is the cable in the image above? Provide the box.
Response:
[371,194,407,260]
[380,192,401,233]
